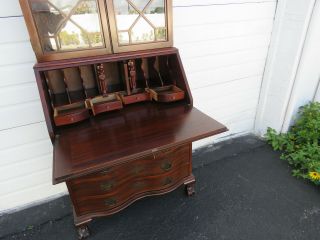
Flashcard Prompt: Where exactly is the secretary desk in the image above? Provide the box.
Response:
[19,0,227,238]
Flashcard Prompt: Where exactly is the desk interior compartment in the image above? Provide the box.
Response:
[146,55,186,103]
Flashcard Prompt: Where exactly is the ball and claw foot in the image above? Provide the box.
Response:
[77,225,90,240]
[185,182,195,196]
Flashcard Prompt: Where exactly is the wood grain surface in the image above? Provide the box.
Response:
[54,102,227,184]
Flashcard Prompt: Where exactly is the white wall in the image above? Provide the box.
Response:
[175,0,277,147]
[0,0,277,212]
[281,0,320,131]
[254,0,318,135]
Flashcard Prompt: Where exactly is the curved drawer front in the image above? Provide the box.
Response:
[68,144,190,198]
[67,144,191,216]
[75,163,190,215]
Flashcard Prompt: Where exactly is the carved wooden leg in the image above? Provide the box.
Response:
[72,207,91,239]
[185,181,195,196]
[77,224,90,240]
[184,174,196,196]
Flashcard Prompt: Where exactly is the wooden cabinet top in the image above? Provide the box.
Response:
[53,102,227,183]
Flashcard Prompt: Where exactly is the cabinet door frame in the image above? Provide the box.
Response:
[19,0,113,62]
[106,0,173,53]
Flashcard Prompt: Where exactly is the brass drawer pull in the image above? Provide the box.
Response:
[161,162,172,171]
[163,177,173,186]
[104,198,117,207]
[100,182,113,191]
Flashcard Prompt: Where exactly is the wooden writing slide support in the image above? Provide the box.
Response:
[54,102,90,126]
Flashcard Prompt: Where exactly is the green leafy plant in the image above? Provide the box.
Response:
[59,31,80,46]
[265,102,320,184]
[81,31,102,45]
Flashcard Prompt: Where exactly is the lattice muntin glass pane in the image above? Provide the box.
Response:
[30,0,105,52]
[113,0,168,46]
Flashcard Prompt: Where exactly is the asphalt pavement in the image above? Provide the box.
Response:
[1,135,320,240]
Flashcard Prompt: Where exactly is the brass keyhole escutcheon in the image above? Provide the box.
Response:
[100,182,113,191]
[104,198,117,207]
[161,161,172,171]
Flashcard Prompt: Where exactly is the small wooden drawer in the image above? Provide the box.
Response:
[74,164,190,215]
[89,94,123,116]
[68,144,191,198]
[54,102,90,126]
[120,91,151,105]
[147,85,185,103]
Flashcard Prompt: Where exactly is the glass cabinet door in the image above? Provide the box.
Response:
[20,0,112,61]
[106,0,173,53]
